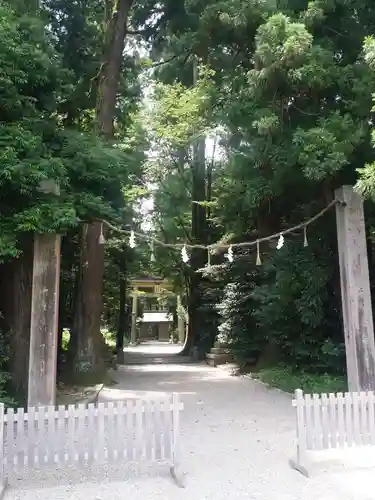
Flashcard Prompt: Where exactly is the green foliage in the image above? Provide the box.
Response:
[139,0,375,383]
[218,255,265,361]
[255,365,347,394]
[356,36,375,198]
[0,325,18,407]
[252,240,345,373]
[0,1,142,261]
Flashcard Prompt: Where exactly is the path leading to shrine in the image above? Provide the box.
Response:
[6,343,375,500]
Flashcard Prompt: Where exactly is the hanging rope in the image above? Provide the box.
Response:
[101,199,341,252]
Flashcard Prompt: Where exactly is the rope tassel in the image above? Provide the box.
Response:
[256,241,262,266]
[276,233,284,250]
[207,248,212,271]
[99,223,105,245]
[303,226,308,247]
[226,245,234,263]
[129,230,136,248]
[181,245,189,263]
[150,241,156,262]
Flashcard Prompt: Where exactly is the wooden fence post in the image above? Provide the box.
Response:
[290,389,310,476]
[170,393,184,488]
[335,185,375,392]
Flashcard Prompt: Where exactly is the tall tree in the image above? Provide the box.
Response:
[0,0,144,399]
[141,0,375,374]
[70,0,138,376]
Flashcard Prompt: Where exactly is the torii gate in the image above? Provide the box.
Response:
[26,184,375,408]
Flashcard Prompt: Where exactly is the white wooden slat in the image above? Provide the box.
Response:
[115,401,125,461]
[114,401,120,463]
[114,401,120,462]
[149,400,156,461]
[46,406,56,465]
[97,402,106,463]
[336,392,346,447]
[67,404,76,465]
[56,405,66,466]
[153,399,162,461]
[328,393,338,448]
[143,401,150,461]
[87,403,95,464]
[172,393,180,468]
[26,407,36,469]
[13,408,19,471]
[135,399,143,462]
[344,392,353,446]
[304,394,313,449]
[0,404,5,484]
[125,400,134,461]
[368,392,375,445]
[76,404,86,466]
[160,399,166,461]
[359,392,368,445]
[16,408,25,472]
[320,394,329,448]
[107,402,115,463]
[161,398,169,460]
[164,395,173,461]
[6,408,15,471]
[144,400,151,461]
[150,400,157,462]
[352,392,361,445]
[122,400,130,460]
[37,406,46,466]
[150,400,157,461]
[312,393,323,450]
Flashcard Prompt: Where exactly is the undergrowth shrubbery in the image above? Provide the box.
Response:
[216,237,347,391]
[255,365,347,394]
[0,326,17,407]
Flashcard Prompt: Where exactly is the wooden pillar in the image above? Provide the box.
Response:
[28,233,61,407]
[130,288,138,345]
[335,185,375,391]
[177,295,185,344]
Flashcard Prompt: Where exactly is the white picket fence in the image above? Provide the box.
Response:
[0,393,183,496]
[290,388,375,476]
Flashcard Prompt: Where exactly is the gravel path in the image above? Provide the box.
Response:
[4,354,375,500]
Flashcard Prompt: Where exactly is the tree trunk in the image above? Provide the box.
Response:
[182,137,207,356]
[97,0,135,139]
[70,222,106,380]
[116,273,127,363]
[70,0,134,375]
[180,58,208,357]
[0,237,33,403]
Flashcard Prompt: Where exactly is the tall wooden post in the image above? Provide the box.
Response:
[28,234,61,407]
[28,181,61,407]
[130,287,138,345]
[335,185,375,391]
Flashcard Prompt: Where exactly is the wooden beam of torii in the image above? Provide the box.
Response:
[26,184,375,408]
[28,181,61,408]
